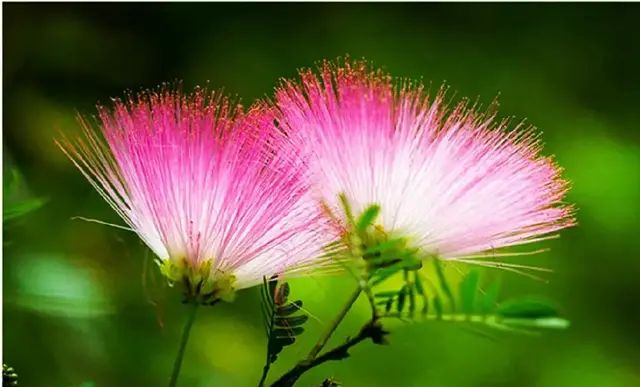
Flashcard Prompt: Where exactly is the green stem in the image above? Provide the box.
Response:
[258,363,271,387]
[306,286,362,361]
[270,319,387,387]
[169,303,199,387]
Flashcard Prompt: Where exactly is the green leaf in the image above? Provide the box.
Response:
[432,258,455,311]
[4,168,20,190]
[367,250,421,280]
[421,302,429,316]
[370,266,403,286]
[273,327,305,337]
[269,336,295,354]
[408,285,416,315]
[497,298,559,319]
[385,297,394,313]
[276,300,302,316]
[3,197,46,222]
[374,291,399,298]
[480,280,500,314]
[414,273,425,295]
[501,317,570,330]
[260,276,309,370]
[374,270,571,334]
[459,269,480,313]
[356,204,380,233]
[3,168,46,223]
[364,238,406,255]
[396,288,407,313]
[365,255,402,270]
[275,314,309,327]
[275,282,290,305]
[433,296,443,319]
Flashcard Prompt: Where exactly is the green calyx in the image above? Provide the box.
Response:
[349,222,420,274]
[333,193,422,278]
[158,258,237,304]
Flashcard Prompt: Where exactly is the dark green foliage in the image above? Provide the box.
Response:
[432,296,443,319]
[261,276,309,366]
[332,196,570,335]
[459,269,480,313]
[396,285,407,313]
[376,269,570,334]
[366,242,421,281]
[3,198,46,222]
[480,280,500,314]
[3,169,46,223]
[496,298,558,319]
[492,298,569,331]
[3,364,18,386]
[374,270,425,318]
[432,258,455,311]
[414,273,429,315]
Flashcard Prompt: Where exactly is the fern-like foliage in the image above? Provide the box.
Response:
[259,276,309,386]
[374,269,429,316]
[327,195,569,334]
[377,267,570,334]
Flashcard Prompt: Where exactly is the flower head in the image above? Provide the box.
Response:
[275,60,575,271]
[58,86,330,302]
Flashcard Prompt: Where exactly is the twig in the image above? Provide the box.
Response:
[306,286,362,361]
[270,319,388,387]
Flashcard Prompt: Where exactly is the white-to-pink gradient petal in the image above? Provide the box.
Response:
[276,60,575,264]
[58,87,331,289]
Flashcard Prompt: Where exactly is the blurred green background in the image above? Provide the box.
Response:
[3,3,640,387]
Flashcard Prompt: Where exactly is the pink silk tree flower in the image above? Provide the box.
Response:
[274,60,575,273]
[58,87,331,303]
